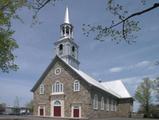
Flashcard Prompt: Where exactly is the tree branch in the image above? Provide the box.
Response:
[33,0,52,10]
[109,3,159,29]
[0,1,11,11]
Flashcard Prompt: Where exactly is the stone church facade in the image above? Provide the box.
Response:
[31,7,133,119]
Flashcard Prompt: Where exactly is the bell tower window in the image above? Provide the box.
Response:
[72,46,75,52]
[59,44,63,55]
[72,46,76,57]
[66,26,69,35]
[59,44,63,50]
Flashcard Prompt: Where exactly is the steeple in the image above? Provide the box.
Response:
[59,6,73,39]
[54,7,80,69]
[64,6,70,24]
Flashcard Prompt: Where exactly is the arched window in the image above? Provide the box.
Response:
[58,44,63,55]
[93,94,98,109]
[72,46,76,57]
[113,100,117,111]
[111,99,114,111]
[66,26,70,35]
[73,80,80,91]
[101,97,104,110]
[39,84,44,94]
[54,100,61,106]
[53,81,63,93]
[72,46,75,52]
[59,44,63,51]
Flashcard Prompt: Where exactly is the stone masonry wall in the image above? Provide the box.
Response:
[117,98,133,117]
[33,60,92,118]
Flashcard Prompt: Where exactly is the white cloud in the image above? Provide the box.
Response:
[109,60,153,73]
[109,67,123,73]
[133,60,150,68]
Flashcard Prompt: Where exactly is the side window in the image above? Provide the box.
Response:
[101,97,104,110]
[73,80,80,92]
[93,94,98,109]
[106,98,109,111]
[111,99,114,111]
[113,100,117,111]
[39,84,44,94]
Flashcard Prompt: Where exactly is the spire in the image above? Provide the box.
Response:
[64,6,70,24]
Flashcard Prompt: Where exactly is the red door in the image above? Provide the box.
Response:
[40,108,44,116]
[73,108,79,117]
[54,106,61,117]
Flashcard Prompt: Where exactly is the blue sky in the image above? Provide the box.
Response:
[0,0,159,111]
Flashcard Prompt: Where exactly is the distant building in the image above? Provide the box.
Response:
[31,7,133,119]
[4,107,30,115]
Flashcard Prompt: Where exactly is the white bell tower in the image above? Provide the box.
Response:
[54,7,80,69]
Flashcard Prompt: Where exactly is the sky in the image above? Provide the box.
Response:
[0,0,159,111]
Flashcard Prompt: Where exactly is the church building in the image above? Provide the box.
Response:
[31,7,133,119]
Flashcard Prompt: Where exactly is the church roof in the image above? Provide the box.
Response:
[31,55,132,99]
[100,80,132,98]
[66,62,121,98]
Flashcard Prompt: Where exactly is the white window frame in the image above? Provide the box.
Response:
[106,98,109,111]
[73,80,80,92]
[93,94,98,110]
[39,84,44,94]
[52,81,64,93]
[100,97,104,110]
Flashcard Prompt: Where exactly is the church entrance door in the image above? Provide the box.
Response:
[53,100,61,117]
[73,108,79,117]
[72,105,80,118]
[40,108,44,116]
[54,106,61,116]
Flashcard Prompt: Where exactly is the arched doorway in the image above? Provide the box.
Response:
[53,100,61,117]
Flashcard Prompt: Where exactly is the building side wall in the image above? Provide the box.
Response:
[117,98,133,117]
[88,87,118,119]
